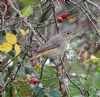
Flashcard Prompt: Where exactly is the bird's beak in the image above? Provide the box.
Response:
[71,33,81,39]
[73,33,81,37]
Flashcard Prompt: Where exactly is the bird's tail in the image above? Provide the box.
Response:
[28,52,44,62]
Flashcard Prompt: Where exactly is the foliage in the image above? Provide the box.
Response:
[0,0,100,97]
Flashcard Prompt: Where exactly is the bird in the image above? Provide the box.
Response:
[28,31,77,62]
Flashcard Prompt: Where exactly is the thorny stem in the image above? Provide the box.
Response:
[69,0,100,36]
[55,67,65,96]
[0,1,7,26]
[33,57,48,97]
[52,6,59,33]
[0,0,100,96]
[60,57,85,96]
[35,27,47,42]
[0,48,29,92]
[8,0,37,36]
[40,57,48,80]
[87,0,100,11]
[0,65,21,93]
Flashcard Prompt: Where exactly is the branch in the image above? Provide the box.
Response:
[60,57,85,96]
[33,57,48,97]
[0,65,21,93]
[0,1,7,26]
[8,0,37,35]
[69,0,100,36]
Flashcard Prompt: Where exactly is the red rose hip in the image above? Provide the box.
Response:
[28,77,40,84]
[6,2,11,9]
[57,17,63,23]
[61,13,69,20]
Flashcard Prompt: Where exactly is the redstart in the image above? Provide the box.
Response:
[29,31,77,62]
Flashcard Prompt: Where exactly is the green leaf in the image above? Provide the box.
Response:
[22,6,33,17]
[42,66,55,78]
[73,95,84,97]
[20,0,33,2]
[93,52,100,58]
[93,73,100,89]
[80,78,89,90]
[35,89,47,97]
[0,34,5,43]
[39,6,52,22]
[96,67,100,74]
[41,66,59,87]
[42,77,59,87]
[12,81,32,96]
[48,89,62,97]
[69,90,80,97]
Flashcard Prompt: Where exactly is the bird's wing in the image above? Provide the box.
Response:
[36,35,64,53]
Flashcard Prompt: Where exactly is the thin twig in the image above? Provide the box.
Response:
[60,57,85,96]
[40,57,48,79]
[33,57,48,97]
[8,0,37,35]
[35,27,47,42]
[69,0,100,36]
[52,6,59,33]
[82,2,98,21]
[0,1,7,26]
[87,0,100,11]
[0,65,21,93]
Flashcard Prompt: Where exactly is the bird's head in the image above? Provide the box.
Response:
[61,31,77,38]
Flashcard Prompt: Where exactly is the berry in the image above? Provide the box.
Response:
[57,12,70,23]
[0,61,2,64]
[57,17,63,23]
[1,30,6,36]
[6,2,11,9]
[16,13,20,18]
[61,13,69,20]
[11,29,17,35]
[28,77,40,84]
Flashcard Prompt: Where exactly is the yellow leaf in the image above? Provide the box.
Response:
[0,42,12,53]
[26,74,31,81]
[33,63,41,72]
[14,44,21,56]
[19,29,29,36]
[97,29,100,33]
[6,33,17,44]
[84,55,99,63]
[13,87,17,95]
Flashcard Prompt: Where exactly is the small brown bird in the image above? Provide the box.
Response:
[28,31,77,62]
